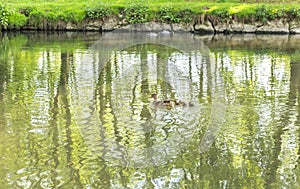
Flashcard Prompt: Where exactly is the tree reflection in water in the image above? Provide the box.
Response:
[0,32,300,188]
[90,43,202,168]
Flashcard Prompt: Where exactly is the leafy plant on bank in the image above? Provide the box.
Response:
[208,4,295,23]
[286,7,300,19]
[8,11,27,27]
[158,7,181,23]
[254,4,286,22]
[86,6,112,19]
[255,5,270,22]
[0,5,10,27]
[208,6,230,20]
[63,9,85,23]
[3,0,300,30]
[19,7,35,17]
[178,9,194,23]
[157,7,194,23]
[28,10,44,27]
[124,5,148,24]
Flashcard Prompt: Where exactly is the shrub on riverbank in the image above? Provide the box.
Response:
[1,1,300,31]
[0,5,10,27]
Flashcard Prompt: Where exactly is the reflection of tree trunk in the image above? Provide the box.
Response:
[139,48,154,150]
[50,52,83,187]
[96,55,123,153]
[0,33,8,102]
[290,62,300,156]
[0,62,7,118]
[265,61,300,187]
[140,48,151,120]
[206,54,212,103]
[50,53,65,186]
[105,57,122,143]
[0,63,6,101]
[289,62,300,101]
[0,61,8,127]
[94,58,112,188]
[97,61,106,126]
[263,60,282,188]
[60,52,83,185]
[156,56,168,98]
[195,54,204,101]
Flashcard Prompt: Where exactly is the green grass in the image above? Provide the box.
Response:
[1,0,300,29]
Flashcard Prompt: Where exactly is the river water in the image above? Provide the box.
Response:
[0,31,300,188]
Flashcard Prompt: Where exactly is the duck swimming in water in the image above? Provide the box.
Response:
[151,94,176,107]
[151,94,194,107]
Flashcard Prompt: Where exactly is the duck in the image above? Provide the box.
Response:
[151,94,194,107]
[188,101,194,107]
[175,100,186,106]
[151,94,176,107]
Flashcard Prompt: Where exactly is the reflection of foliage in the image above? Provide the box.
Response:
[122,43,181,99]
[22,33,90,53]
[0,34,27,61]
[209,45,298,187]
[0,33,90,188]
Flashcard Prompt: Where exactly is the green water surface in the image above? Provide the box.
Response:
[0,32,300,189]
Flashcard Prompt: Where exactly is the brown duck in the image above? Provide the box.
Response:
[151,94,194,107]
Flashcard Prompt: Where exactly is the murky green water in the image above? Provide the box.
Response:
[1,32,300,189]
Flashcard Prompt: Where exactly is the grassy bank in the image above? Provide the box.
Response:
[1,0,300,30]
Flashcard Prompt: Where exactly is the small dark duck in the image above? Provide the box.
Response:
[151,94,194,107]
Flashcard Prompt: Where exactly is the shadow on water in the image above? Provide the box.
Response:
[1,31,300,188]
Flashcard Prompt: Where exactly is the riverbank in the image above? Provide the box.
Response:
[2,1,300,34]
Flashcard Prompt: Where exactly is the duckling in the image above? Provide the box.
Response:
[151,94,161,105]
[151,94,175,107]
[175,100,187,106]
[188,102,194,107]
[151,94,193,107]
[162,100,176,107]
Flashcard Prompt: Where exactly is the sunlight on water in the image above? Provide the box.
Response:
[0,32,300,188]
